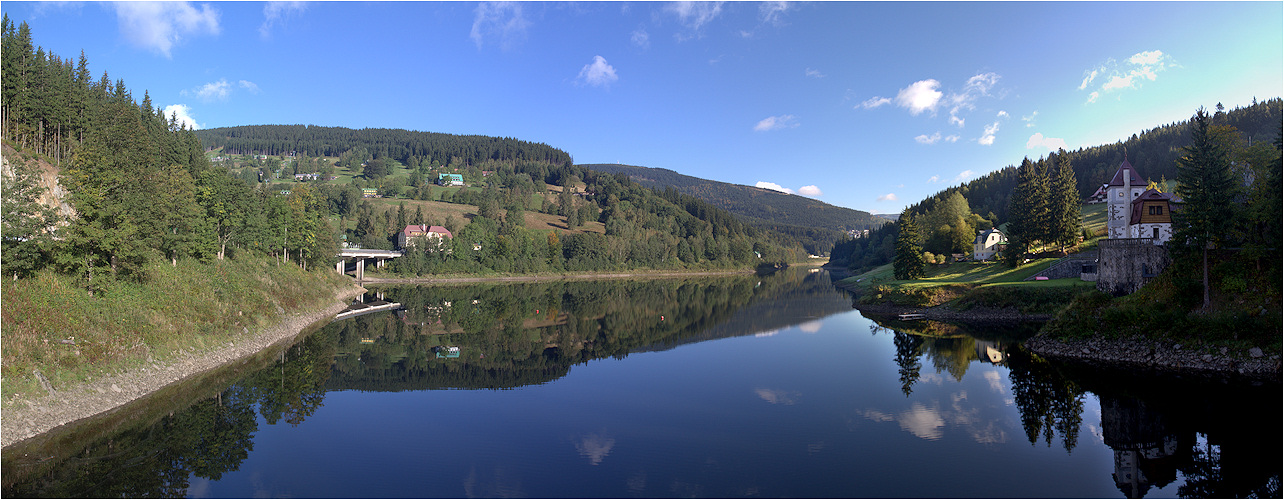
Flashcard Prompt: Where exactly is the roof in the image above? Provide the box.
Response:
[402,224,453,238]
[1106,159,1145,187]
[974,228,1006,245]
[1128,188,1181,224]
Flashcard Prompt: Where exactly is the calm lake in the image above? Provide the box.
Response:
[2,268,1279,498]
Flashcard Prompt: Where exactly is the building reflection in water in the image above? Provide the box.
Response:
[1100,394,1191,498]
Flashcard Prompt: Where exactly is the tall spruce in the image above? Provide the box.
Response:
[1049,150,1081,252]
[893,210,925,280]
[1173,108,1238,309]
[1003,158,1046,266]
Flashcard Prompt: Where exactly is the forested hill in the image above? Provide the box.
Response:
[909,98,1282,224]
[584,163,881,232]
[195,124,572,168]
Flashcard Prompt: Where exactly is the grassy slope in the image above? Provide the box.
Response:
[1,258,352,403]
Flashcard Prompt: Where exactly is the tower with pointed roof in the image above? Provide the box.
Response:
[1106,158,1146,239]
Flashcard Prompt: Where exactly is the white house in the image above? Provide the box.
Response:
[398,224,453,250]
[972,228,1006,261]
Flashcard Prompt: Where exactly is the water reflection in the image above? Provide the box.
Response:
[867,314,1280,498]
[2,269,1278,498]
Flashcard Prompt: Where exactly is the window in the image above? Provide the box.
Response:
[1148,205,1163,215]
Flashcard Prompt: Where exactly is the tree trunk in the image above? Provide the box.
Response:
[1202,246,1210,310]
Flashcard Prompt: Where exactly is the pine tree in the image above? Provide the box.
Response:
[893,210,924,280]
[1049,151,1081,252]
[1174,108,1238,309]
[1004,158,1045,266]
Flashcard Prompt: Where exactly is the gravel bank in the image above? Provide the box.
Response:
[1,286,364,450]
[1024,333,1282,383]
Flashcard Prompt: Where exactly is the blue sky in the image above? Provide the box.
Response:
[5,1,1281,214]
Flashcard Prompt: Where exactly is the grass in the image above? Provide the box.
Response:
[0,257,350,405]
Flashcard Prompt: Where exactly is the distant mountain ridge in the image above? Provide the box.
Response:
[581,163,884,233]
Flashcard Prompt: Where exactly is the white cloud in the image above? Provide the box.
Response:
[805,67,824,79]
[1078,69,1099,90]
[163,104,201,130]
[927,175,940,183]
[955,170,975,182]
[876,193,898,202]
[1022,111,1038,128]
[238,80,260,94]
[113,2,219,58]
[577,56,618,88]
[895,79,942,115]
[631,28,649,49]
[1080,50,1174,103]
[754,114,798,132]
[185,78,231,101]
[759,1,791,25]
[898,403,946,440]
[945,135,960,143]
[798,185,822,197]
[949,115,965,127]
[915,132,942,144]
[667,1,724,39]
[859,96,892,109]
[1026,132,1068,152]
[755,181,794,194]
[259,1,306,39]
[996,110,1009,118]
[470,1,529,50]
[946,72,1000,128]
[978,122,1000,145]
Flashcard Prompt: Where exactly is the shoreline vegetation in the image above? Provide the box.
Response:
[829,259,1281,382]
[0,264,819,451]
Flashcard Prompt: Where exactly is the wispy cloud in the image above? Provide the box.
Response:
[927,175,940,183]
[805,67,824,79]
[978,122,1000,145]
[631,28,650,49]
[755,387,800,405]
[113,2,220,58]
[1026,132,1068,152]
[756,181,794,194]
[945,72,999,127]
[576,56,618,88]
[1080,50,1175,103]
[754,114,799,132]
[666,1,724,40]
[859,96,892,109]
[1022,111,1037,128]
[955,170,975,182]
[915,132,942,145]
[260,1,306,39]
[759,1,791,25]
[163,104,201,130]
[182,78,259,102]
[471,1,530,50]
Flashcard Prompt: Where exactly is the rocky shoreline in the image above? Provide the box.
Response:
[1024,333,1281,383]
[0,285,365,450]
[852,302,1280,383]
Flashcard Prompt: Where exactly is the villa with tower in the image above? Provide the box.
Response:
[1095,156,1181,296]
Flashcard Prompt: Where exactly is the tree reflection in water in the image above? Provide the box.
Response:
[869,316,1280,499]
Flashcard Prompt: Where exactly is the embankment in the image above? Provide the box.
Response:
[1,283,364,450]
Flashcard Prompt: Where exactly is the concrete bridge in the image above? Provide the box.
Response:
[336,248,402,280]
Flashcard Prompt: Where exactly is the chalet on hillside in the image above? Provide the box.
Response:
[972,228,1006,261]
[398,224,453,250]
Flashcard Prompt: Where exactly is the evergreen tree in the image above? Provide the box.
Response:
[1049,151,1081,252]
[893,210,924,280]
[1004,158,1046,266]
[1173,108,1239,309]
